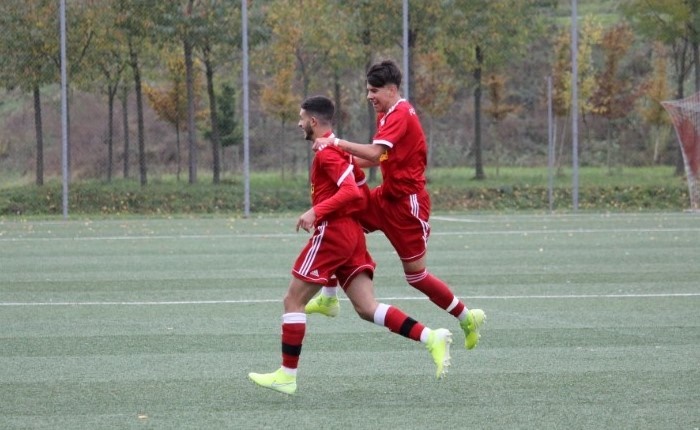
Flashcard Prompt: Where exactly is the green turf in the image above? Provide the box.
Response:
[1,213,699,429]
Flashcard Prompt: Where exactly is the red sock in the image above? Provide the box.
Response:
[406,270,466,319]
[375,303,425,341]
[281,313,306,370]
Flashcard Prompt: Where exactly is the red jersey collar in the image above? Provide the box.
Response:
[380,98,406,126]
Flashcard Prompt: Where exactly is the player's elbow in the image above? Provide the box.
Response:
[367,147,386,164]
[366,154,382,164]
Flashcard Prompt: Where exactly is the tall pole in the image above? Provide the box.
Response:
[571,0,579,211]
[242,0,250,218]
[402,0,409,101]
[60,0,69,219]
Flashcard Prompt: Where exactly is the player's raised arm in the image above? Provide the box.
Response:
[312,137,386,165]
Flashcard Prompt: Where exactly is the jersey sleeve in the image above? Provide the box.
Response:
[313,177,361,220]
[313,149,362,220]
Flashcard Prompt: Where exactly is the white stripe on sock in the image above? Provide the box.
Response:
[373,303,390,326]
[445,297,459,313]
[282,312,307,324]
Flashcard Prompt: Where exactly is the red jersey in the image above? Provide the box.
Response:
[291,132,374,287]
[373,99,427,198]
[310,138,362,222]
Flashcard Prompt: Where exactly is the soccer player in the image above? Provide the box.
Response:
[248,95,453,395]
[308,61,486,350]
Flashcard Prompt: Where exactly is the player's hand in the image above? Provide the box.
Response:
[296,208,317,233]
[312,137,335,152]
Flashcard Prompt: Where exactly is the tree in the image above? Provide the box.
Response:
[484,73,519,176]
[342,0,402,182]
[0,0,95,185]
[183,0,199,184]
[211,83,242,174]
[591,23,637,173]
[83,0,130,182]
[114,0,153,186]
[622,0,698,174]
[151,0,240,184]
[443,0,541,180]
[639,43,672,164]
[0,0,56,186]
[397,1,464,170]
[260,0,303,179]
[413,49,458,168]
[120,81,131,179]
[551,16,604,171]
[261,67,299,179]
[624,0,696,94]
[196,1,241,184]
[144,54,189,181]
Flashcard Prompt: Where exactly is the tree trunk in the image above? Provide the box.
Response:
[121,84,130,179]
[673,38,689,176]
[694,39,700,92]
[407,26,416,102]
[334,70,343,137]
[129,38,147,186]
[367,98,377,182]
[280,120,286,180]
[364,57,379,182]
[107,84,115,182]
[184,37,197,184]
[203,51,221,185]
[606,121,613,174]
[33,85,44,186]
[490,122,500,177]
[473,45,485,180]
[175,123,181,182]
[296,53,311,182]
[555,114,569,176]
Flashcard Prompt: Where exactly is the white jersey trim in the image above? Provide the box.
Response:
[372,139,393,148]
[336,164,354,187]
[298,221,327,276]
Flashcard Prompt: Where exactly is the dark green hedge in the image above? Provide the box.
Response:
[430,185,690,211]
[0,180,690,216]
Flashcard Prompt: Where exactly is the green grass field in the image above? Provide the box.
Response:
[1,213,699,429]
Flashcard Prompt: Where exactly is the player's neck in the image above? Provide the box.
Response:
[315,128,333,139]
[382,96,403,114]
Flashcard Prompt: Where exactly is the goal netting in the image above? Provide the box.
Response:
[662,92,700,211]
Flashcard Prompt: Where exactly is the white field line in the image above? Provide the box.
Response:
[2,227,700,242]
[1,292,698,307]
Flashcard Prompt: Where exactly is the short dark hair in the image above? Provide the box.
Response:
[366,60,402,88]
[301,95,334,125]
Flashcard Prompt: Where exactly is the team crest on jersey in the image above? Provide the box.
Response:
[310,183,314,197]
[379,151,389,162]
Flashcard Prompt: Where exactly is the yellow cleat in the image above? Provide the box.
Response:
[460,309,486,350]
[426,328,452,379]
[304,294,340,317]
[248,368,297,395]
